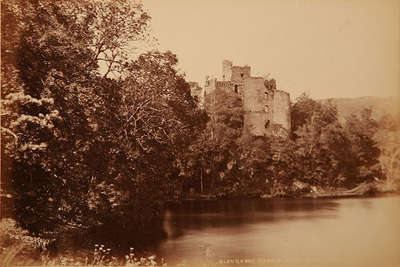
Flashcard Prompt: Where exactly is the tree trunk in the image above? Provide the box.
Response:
[200,168,204,193]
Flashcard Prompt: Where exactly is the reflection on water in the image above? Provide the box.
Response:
[157,196,400,267]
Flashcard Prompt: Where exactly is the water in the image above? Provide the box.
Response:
[154,196,400,267]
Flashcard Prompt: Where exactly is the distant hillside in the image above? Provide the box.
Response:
[319,96,400,121]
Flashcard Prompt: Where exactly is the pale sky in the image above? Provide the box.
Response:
[144,0,399,100]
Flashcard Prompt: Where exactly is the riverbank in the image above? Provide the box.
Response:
[168,181,399,204]
[263,181,388,199]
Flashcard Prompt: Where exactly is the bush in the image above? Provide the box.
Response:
[0,219,50,266]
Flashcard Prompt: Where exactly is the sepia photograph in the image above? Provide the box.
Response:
[1,0,400,266]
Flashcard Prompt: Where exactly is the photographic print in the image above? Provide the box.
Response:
[1,0,400,266]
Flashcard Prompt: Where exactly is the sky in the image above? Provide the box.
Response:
[144,0,399,100]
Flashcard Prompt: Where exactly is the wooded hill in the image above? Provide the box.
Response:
[320,96,400,121]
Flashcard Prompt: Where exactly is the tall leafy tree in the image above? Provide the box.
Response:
[86,51,207,230]
[343,108,382,186]
[182,88,243,195]
[291,94,342,186]
[375,114,400,190]
[291,93,337,139]
[2,0,205,238]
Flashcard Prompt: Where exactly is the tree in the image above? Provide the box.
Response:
[1,0,105,232]
[86,51,207,231]
[343,108,382,186]
[290,94,344,186]
[181,88,243,195]
[2,0,205,238]
[375,114,400,190]
[291,94,382,188]
[291,93,337,139]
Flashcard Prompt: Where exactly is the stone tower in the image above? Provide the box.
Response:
[202,60,291,137]
[222,60,232,81]
[243,77,268,136]
[243,77,291,137]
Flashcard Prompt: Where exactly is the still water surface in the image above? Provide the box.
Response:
[155,196,400,267]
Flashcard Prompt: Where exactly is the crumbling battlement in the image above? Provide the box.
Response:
[216,81,233,91]
[200,60,291,137]
[231,66,251,83]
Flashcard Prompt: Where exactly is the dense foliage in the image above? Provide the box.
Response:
[179,89,243,195]
[1,0,206,238]
[183,91,386,198]
[375,114,400,190]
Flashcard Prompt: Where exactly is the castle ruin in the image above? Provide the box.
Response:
[197,60,291,137]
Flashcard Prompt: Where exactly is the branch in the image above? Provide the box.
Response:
[1,127,18,141]
[85,40,106,70]
[97,58,123,64]
[123,98,152,126]
[102,49,119,79]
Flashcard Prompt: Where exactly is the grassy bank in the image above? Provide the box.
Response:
[0,221,165,267]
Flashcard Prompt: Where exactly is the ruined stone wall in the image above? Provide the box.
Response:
[243,77,268,136]
[204,77,216,95]
[242,77,291,137]
[215,81,233,92]
[271,90,291,132]
[189,82,204,107]
[243,77,265,112]
[222,60,233,81]
[230,65,251,96]
[264,90,274,122]
[231,66,251,83]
